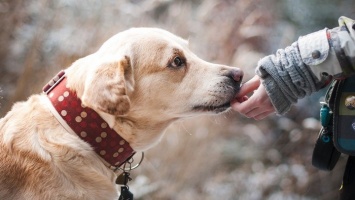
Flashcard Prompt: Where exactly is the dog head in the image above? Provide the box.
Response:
[66,28,243,150]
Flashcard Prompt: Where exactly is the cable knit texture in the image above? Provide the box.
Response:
[256,42,320,115]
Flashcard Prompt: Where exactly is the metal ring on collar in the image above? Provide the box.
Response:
[122,152,145,171]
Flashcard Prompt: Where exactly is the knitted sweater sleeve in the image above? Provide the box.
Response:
[256,16,355,115]
[256,41,321,115]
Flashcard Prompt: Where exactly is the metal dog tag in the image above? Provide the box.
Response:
[116,172,134,200]
[116,172,132,185]
[119,186,133,200]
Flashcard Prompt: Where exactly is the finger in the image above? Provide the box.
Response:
[238,76,260,96]
[236,75,260,97]
[231,100,257,115]
[244,106,275,119]
[231,95,248,104]
[244,107,264,118]
[253,110,275,120]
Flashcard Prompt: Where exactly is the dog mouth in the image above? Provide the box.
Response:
[191,81,241,114]
[192,101,231,113]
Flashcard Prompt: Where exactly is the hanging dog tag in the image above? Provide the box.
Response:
[119,186,133,200]
[116,172,134,200]
[116,172,132,185]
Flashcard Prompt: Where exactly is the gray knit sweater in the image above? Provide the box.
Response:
[256,42,320,115]
[255,16,355,115]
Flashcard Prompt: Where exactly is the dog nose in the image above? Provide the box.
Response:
[228,68,243,82]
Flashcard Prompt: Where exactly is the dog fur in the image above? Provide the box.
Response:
[0,28,242,199]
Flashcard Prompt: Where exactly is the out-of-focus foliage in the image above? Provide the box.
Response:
[0,0,354,199]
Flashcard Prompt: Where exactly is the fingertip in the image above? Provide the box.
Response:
[237,77,261,97]
[231,96,248,106]
[237,96,249,103]
[242,96,249,101]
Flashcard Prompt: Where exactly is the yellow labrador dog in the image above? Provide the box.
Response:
[0,28,243,199]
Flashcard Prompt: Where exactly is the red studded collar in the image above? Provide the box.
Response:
[43,71,135,169]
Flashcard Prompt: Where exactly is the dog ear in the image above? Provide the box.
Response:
[81,56,134,116]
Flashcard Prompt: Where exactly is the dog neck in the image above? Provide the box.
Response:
[43,71,135,169]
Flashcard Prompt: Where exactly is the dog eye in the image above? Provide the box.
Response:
[171,56,184,68]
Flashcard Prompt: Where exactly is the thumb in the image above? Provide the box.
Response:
[236,75,260,97]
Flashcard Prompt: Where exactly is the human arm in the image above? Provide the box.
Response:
[232,16,355,118]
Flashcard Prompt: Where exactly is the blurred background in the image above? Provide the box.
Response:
[0,0,354,199]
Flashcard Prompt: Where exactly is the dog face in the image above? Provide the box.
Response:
[66,28,242,150]
[128,29,243,119]
[73,28,242,117]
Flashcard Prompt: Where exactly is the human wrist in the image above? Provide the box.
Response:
[260,76,292,115]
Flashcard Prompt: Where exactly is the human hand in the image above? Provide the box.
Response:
[231,75,275,120]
